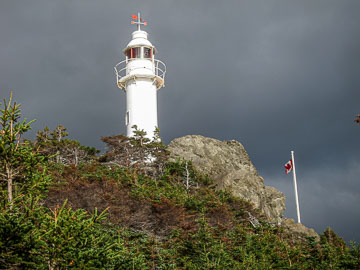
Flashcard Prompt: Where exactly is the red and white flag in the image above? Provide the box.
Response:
[284,159,293,175]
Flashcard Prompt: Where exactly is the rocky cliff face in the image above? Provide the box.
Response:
[167,135,319,240]
[167,135,285,225]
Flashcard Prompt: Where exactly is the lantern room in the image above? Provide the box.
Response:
[114,28,166,90]
[123,30,157,62]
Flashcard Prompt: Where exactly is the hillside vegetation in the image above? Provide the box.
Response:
[1,95,360,269]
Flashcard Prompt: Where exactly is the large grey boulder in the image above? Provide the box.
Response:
[167,135,286,224]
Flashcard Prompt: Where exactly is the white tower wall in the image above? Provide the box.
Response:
[126,78,158,138]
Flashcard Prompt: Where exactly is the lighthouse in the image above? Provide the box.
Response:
[114,13,166,139]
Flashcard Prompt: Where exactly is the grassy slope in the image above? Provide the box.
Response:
[37,161,360,269]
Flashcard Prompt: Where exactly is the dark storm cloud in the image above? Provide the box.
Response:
[1,0,359,242]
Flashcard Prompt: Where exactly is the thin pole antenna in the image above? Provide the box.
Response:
[291,151,301,223]
[137,12,141,31]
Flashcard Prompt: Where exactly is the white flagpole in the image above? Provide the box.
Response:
[291,151,301,223]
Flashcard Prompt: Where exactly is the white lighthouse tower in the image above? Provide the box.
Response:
[114,13,166,139]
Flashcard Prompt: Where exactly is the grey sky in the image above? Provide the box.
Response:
[1,0,359,242]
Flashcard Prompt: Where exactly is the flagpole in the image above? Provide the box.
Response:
[291,151,301,223]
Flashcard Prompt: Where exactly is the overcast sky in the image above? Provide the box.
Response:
[1,0,359,242]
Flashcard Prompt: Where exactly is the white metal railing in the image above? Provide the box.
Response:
[114,59,166,87]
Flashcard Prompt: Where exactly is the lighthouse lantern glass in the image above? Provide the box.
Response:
[126,47,153,59]
[133,47,141,58]
[144,47,152,58]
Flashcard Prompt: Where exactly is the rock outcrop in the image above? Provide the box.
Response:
[167,135,319,240]
[167,135,286,225]
[282,218,320,242]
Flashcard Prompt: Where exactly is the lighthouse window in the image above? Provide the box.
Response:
[144,47,152,58]
[131,47,141,58]
[126,111,129,125]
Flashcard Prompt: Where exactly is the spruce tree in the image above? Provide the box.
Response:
[0,93,35,204]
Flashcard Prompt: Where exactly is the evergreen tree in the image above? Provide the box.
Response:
[0,93,35,204]
[50,125,68,163]
[130,125,150,147]
[36,126,50,143]
[34,125,98,165]
[101,126,168,176]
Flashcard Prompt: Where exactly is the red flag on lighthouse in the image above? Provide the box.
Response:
[284,160,293,175]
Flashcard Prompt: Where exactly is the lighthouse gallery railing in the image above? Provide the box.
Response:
[114,59,166,89]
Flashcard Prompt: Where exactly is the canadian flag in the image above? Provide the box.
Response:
[284,160,293,175]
